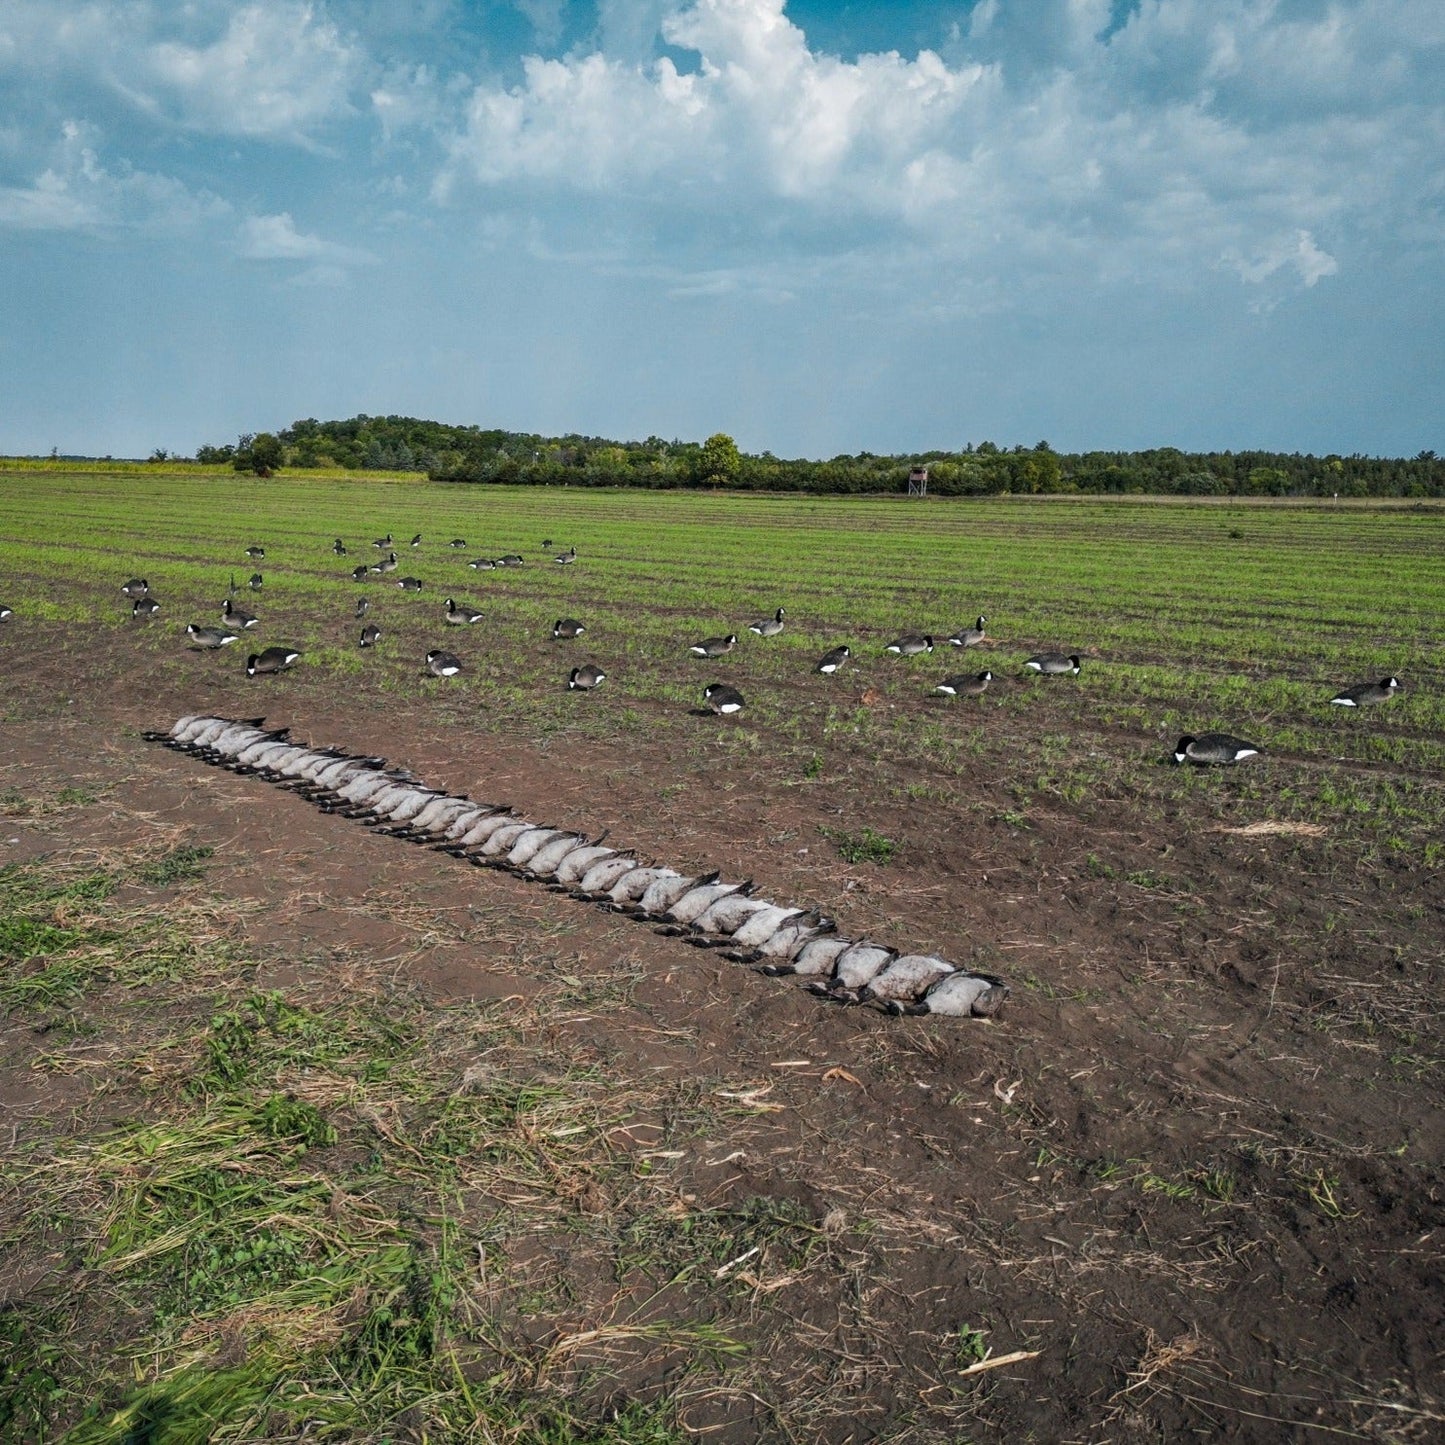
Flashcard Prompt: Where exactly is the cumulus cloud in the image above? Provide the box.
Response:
[435,0,1445,305]
[0,120,229,233]
[145,3,361,144]
[237,211,376,267]
[0,2,363,146]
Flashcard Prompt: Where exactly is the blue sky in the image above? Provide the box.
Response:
[0,1,1440,459]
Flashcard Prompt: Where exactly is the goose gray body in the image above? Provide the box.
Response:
[222,601,258,629]
[665,879,748,926]
[690,634,737,658]
[477,821,535,857]
[525,833,589,878]
[553,618,585,639]
[750,916,833,962]
[568,665,606,691]
[934,671,992,697]
[885,634,932,656]
[691,894,772,937]
[425,650,462,677]
[445,598,484,624]
[1330,677,1401,706]
[775,937,851,977]
[1024,652,1081,675]
[552,845,619,886]
[396,577,423,592]
[703,684,744,715]
[451,811,521,849]
[636,871,704,916]
[505,828,568,869]
[132,597,161,617]
[860,954,955,1005]
[830,943,895,992]
[187,625,240,649]
[815,645,850,674]
[1173,733,1260,766]
[948,616,987,648]
[121,578,150,599]
[576,855,641,894]
[748,607,785,637]
[246,646,300,676]
[607,866,678,905]
[891,973,1009,1017]
[729,905,804,950]
[360,624,382,647]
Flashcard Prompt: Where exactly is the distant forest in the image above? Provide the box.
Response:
[190,415,1445,498]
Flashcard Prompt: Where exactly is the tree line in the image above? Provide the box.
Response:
[188,415,1444,498]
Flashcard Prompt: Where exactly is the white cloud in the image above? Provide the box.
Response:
[433,0,1445,307]
[0,120,229,233]
[441,0,989,213]
[146,3,361,144]
[237,211,376,267]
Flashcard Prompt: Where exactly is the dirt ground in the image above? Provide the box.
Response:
[2,633,1442,1443]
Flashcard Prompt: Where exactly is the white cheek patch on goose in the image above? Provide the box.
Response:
[145,716,1009,1019]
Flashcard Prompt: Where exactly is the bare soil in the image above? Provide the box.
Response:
[2,633,1442,1443]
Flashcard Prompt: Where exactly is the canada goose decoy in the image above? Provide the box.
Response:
[333,539,347,555]
[186,624,239,649]
[248,573,263,590]
[468,558,496,571]
[356,596,371,618]
[245,545,265,560]
[815,645,850,674]
[748,607,785,638]
[373,533,393,549]
[360,624,382,648]
[553,618,585,640]
[1330,677,1401,706]
[410,534,423,547]
[1024,652,1082,675]
[948,616,987,648]
[888,972,1009,1017]
[1173,733,1260,766]
[885,634,933,656]
[541,538,553,550]
[132,597,161,617]
[690,634,737,658]
[351,564,370,582]
[496,554,524,567]
[449,538,468,549]
[246,646,301,676]
[121,577,150,599]
[704,683,744,715]
[373,553,399,574]
[933,671,992,697]
[568,664,605,691]
[221,600,258,629]
[0,605,12,621]
[426,649,462,677]
[553,546,576,564]
[445,597,483,624]
[397,576,424,592]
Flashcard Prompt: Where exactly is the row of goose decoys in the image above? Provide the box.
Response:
[99,545,1407,752]
[146,714,1011,1019]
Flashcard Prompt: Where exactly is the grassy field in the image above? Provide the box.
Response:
[2,470,1442,855]
[2,469,1443,1441]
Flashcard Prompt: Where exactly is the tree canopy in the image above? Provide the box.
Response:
[183,415,1444,499]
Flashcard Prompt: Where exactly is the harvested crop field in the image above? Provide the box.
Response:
[1,471,1442,1442]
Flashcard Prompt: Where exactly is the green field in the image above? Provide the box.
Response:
[2,470,1442,855]
[3,468,1444,1440]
